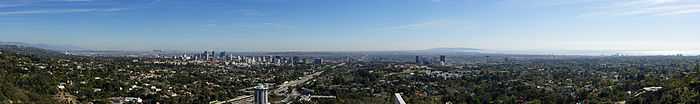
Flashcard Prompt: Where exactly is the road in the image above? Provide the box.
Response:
[210,95,252,104]
[276,71,324,103]
[212,71,324,104]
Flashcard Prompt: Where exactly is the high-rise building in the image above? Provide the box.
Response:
[313,58,324,64]
[219,52,226,59]
[292,56,300,64]
[415,56,421,64]
[254,84,269,104]
[203,51,209,60]
[346,56,353,63]
[211,51,215,57]
[439,55,446,66]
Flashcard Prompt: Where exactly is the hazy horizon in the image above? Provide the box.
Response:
[2,0,700,51]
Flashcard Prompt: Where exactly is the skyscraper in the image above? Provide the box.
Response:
[313,58,324,64]
[203,51,209,60]
[415,56,421,64]
[254,84,269,104]
[439,55,446,66]
[219,52,226,59]
[292,56,300,64]
[211,51,215,57]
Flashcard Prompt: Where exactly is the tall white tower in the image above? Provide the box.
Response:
[254,84,269,104]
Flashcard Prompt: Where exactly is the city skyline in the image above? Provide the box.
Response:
[2,0,700,51]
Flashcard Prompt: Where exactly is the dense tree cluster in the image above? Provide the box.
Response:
[2,45,700,104]
[0,46,314,103]
[302,57,700,104]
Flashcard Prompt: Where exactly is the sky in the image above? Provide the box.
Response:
[1,0,700,51]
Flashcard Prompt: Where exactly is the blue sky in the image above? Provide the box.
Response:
[1,0,700,51]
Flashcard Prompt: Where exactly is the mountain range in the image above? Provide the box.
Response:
[1,42,697,56]
[0,42,85,51]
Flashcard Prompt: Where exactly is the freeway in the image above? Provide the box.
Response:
[209,95,252,104]
[212,71,324,104]
[276,71,325,103]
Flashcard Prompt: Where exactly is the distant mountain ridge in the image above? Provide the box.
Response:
[424,48,481,52]
[0,42,84,51]
[0,45,68,57]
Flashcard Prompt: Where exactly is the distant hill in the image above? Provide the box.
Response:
[424,48,481,52]
[0,42,84,51]
[0,45,67,58]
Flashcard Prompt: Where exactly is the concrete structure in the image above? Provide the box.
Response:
[218,52,226,59]
[415,56,421,64]
[313,58,324,64]
[394,93,406,104]
[439,55,446,66]
[254,84,269,104]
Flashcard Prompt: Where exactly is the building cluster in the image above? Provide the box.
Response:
[8,46,700,104]
[415,55,448,66]
[153,51,329,66]
[254,84,269,104]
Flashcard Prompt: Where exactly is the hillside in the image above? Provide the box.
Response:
[0,48,59,103]
[0,45,68,58]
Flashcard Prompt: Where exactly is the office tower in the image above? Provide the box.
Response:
[346,56,353,63]
[439,55,446,66]
[415,56,422,65]
[313,58,324,64]
[254,84,269,104]
[273,56,282,64]
[219,52,226,59]
[292,56,300,64]
[210,51,215,58]
[202,51,209,60]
